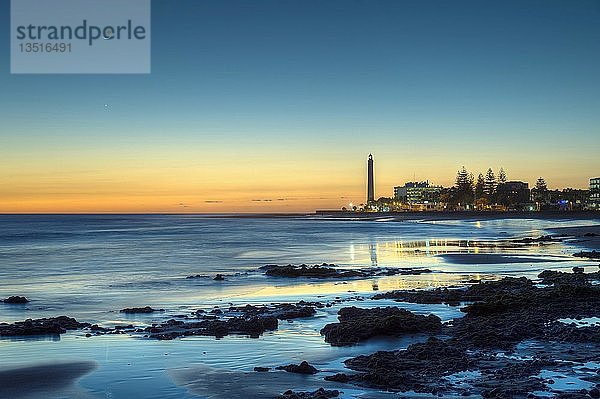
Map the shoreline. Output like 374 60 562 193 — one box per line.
314 209 600 221
1 210 599 220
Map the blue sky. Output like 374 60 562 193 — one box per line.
1 0 599 212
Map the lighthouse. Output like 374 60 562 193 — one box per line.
367 154 374 204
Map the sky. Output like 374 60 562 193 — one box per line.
1 0 599 213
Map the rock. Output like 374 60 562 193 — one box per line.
120 306 163 314
513 235 558 244
573 250 600 259
253 366 270 372
278 388 339 399
276 361 318 374
320 306 442 346
374 277 534 305
538 270 600 285
450 274 600 349
260 264 364 278
373 287 470 305
324 373 351 383
0 316 90 336
213 274 225 281
119 306 165 314
341 337 474 392
186 274 209 279
2 296 29 304
259 264 431 279
228 303 317 320
147 315 278 340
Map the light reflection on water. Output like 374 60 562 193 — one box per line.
0 215 597 398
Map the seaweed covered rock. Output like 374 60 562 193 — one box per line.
2 296 29 304
320 306 441 346
450 275 600 349
120 306 164 314
147 315 278 340
278 388 339 399
374 277 533 305
227 303 317 320
0 316 90 336
260 264 364 278
260 264 431 279
337 337 475 392
276 361 319 374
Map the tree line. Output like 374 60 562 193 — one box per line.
445 166 516 208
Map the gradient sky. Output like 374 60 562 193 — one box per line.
1 0 599 213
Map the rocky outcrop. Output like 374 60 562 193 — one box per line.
146 315 278 340
373 276 534 305
0 316 90 336
2 296 29 304
260 263 431 279
120 306 164 314
573 250 600 259
320 306 441 346
227 303 318 320
278 388 339 399
327 337 474 393
276 361 318 374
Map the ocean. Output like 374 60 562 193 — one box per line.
0 214 597 399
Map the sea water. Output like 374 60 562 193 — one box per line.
0 215 597 398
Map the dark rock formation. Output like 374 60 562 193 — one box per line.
338 337 475 392
260 264 364 278
146 315 278 340
253 366 270 372
538 269 600 285
186 274 209 279
450 274 600 349
338 271 600 396
259 263 431 279
320 306 441 346
513 235 559 244
374 277 534 305
213 274 225 281
2 296 29 304
120 306 164 314
278 388 339 399
373 286 471 305
573 250 600 259
227 303 317 320
0 316 90 336
276 361 318 374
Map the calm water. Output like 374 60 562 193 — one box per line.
0 215 597 399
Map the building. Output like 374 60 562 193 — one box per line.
496 181 531 209
590 177 600 209
394 181 442 205
367 154 374 203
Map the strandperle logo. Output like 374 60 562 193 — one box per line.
11 0 151 74
15 19 147 46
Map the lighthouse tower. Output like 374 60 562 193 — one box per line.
367 154 374 204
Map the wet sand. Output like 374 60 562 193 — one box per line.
0 361 96 399
549 224 600 250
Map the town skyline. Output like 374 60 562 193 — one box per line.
1 151 596 213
